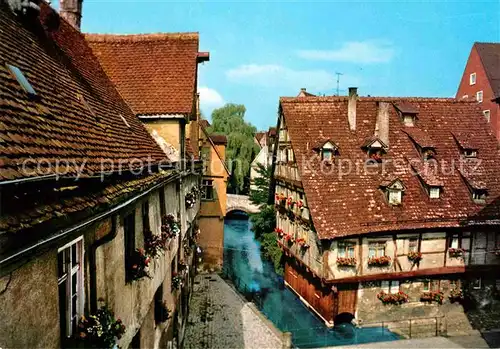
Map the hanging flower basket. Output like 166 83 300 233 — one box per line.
77 299 126 348
449 288 464 303
144 230 168 259
296 238 310 249
337 257 357 267
420 291 444 304
448 248 465 258
367 255 391 267
377 291 408 305
407 251 423 263
128 249 151 280
161 214 180 239
172 272 183 290
154 300 171 323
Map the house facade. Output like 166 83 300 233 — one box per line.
0 1 202 348
250 127 277 190
271 88 500 330
457 42 500 141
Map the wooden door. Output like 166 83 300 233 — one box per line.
336 283 358 316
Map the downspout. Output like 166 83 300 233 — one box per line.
88 216 118 313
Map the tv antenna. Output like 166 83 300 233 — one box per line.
335 72 343 96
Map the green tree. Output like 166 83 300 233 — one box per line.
207 104 260 194
249 163 283 275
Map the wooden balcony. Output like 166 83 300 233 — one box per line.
274 163 301 184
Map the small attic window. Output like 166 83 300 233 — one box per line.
363 137 387 164
119 114 131 128
472 190 487 203
322 148 333 161
7 64 37 96
429 186 441 199
315 140 339 162
403 114 415 127
422 148 437 161
464 149 477 158
383 179 405 206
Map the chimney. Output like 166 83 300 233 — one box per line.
59 0 83 29
348 87 357 131
376 102 390 147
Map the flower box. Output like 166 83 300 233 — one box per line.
161 214 180 239
296 200 304 210
448 248 465 258
128 249 151 280
420 291 444 304
407 251 423 263
274 227 284 238
296 238 309 249
337 257 356 267
377 291 408 305
77 299 126 348
287 197 295 207
284 234 295 244
367 255 391 267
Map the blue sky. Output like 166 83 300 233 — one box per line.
65 1 499 130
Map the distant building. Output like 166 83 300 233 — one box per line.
250 127 277 190
457 42 500 140
272 87 500 329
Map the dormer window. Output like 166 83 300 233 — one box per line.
382 179 405 206
395 103 418 127
429 186 441 199
422 148 436 161
362 137 387 164
322 148 333 161
313 140 339 163
403 114 415 127
463 149 477 158
472 189 487 203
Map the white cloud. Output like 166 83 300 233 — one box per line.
226 64 359 92
296 41 395 64
199 87 225 107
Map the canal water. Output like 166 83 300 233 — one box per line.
223 216 401 348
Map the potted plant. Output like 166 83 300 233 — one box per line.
448 247 465 258
377 291 408 305
274 227 284 238
77 299 126 348
128 248 151 280
420 291 444 304
337 257 357 267
407 251 423 263
154 300 171 323
367 255 391 267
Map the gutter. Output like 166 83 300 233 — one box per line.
0 172 180 273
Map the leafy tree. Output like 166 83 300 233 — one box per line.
207 104 260 194
249 164 283 275
249 163 273 207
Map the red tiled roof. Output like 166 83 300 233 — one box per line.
255 132 266 143
475 42 500 99
0 3 168 181
402 128 435 148
395 102 419 114
86 32 200 115
209 134 228 145
279 96 500 239
200 119 211 129
453 132 480 150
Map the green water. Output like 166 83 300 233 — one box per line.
223 217 401 348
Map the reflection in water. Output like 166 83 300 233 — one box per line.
223 217 401 348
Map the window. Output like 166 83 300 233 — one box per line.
368 241 386 258
6 64 37 96
483 110 491 123
403 114 415 127
338 241 355 258
449 234 460 249
287 148 294 162
202 179 214 200
462 94 468 99
429 187 440 199
476 91 483 103
472 190 487 203
159 189 166 217
388 190 402 205
472 278 482 290
382 280 399 293
142 201 150 233
409 238 419 253
423 279 440 292
322 149 333 161
124 213 136 282
470 73 476 85
58 237 84 339
464 149 477 158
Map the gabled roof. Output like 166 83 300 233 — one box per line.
474 42 500 99
86 32 202 115
297 88 316 97
361 136 388 149
279 96 500 239
0 3 168 182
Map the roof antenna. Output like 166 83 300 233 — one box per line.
335 72 343 96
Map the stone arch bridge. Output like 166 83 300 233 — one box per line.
226 194 260 215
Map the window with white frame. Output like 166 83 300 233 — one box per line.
368 241 386 258
483 110 491 123
338 241 355 258
449 233 460 249
429 186 441 199
202 179 214 200
381 280 399 293
470 73 476 85
388 189 402 205
476 91 483 102
58 237 84 339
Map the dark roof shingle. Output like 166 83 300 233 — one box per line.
475 42 500 99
